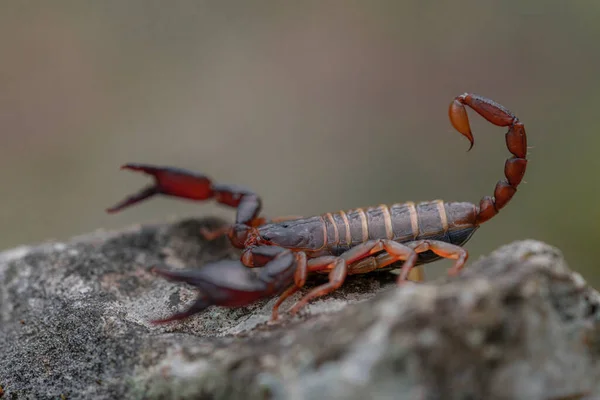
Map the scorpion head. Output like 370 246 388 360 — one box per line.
256 218 319 249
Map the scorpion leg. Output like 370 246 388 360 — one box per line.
271 254 346 321
399 240 468 282
270 252 308 321
228 244 311 321
149 248 298 324
348 253 425 282
106 163 264 228
342 240 467 284
288 239 418 315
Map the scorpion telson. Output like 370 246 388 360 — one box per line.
107 93 527 323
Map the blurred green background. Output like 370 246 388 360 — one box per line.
1 1 599 285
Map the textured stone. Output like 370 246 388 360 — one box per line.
1 217 598 400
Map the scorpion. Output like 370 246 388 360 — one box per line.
106 93 527 324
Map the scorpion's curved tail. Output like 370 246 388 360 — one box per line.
448 93 528 225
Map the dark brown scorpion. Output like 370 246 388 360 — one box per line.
106 93 528 324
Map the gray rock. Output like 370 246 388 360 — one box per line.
0 217 599 400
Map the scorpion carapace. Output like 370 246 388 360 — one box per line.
107 93 527 323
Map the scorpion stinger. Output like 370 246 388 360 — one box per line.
107 92 528 323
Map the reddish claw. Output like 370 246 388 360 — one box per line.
150 249 298 324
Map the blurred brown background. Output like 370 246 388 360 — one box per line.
1 1 598 285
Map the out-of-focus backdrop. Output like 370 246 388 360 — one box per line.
1 1 598 284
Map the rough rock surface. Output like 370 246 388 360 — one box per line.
1 217 599 400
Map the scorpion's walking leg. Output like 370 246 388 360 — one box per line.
270 252 308 321
400 240 468 282
348 240 467 283
270 255 345 320
348 254 425 281
287 239 418 315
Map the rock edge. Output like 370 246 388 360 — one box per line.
1 217 599 400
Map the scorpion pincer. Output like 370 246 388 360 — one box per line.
106 93 528 323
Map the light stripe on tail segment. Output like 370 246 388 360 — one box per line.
380 204 393 240
439 201 479 246
326 209 352 248
389 201 419 241
325 204 397 250
363 204 394 240
389 200 452 242
358 208 369 242
324 213 339 247
436 200 449 232
338 210 352 246
408 202 419 237
330 208 370 246
324 199 456 249
415 200 448 239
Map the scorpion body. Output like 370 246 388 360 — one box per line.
107 93 528 323
265 201 478 261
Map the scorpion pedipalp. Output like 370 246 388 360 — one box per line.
105 164 214 213
105 163 268 247
149 249 298 324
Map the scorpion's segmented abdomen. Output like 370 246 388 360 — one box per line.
322 200 478 255
390 200 477 244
